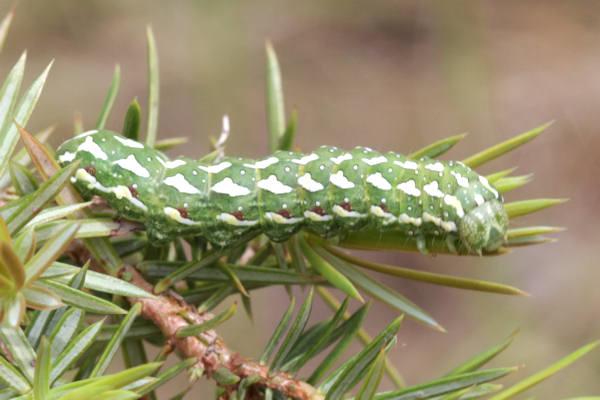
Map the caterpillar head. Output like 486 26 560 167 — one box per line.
458 199 508 254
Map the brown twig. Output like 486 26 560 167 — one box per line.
124 265 324 400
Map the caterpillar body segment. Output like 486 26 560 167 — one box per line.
56 130 508 254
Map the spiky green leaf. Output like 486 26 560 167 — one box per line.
95 64 120 130
90 303 142 377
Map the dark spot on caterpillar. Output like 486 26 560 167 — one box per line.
128 185 139 198
84 166 96 176
339 202 352 211
277 209 291 219
176 207 189 218
231 211 245 220
311 206 325 216
380 203 389 212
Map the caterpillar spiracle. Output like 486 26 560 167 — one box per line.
56 130 508 255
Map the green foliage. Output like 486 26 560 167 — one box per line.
0 9 594 400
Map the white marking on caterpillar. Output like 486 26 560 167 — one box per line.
78 136 107 160
257 175 293 194
113 185 132 199
423 211 442 226
394 160 418 170
113 155 150 178
216 213 259 227
330 171 355 189
441 220 457 232
425 162 444 172
114 135 145 149
443 194 465 218
74 129 98 138
304 210 333 221
112 185 148 211
332 205 365 218
211 177 251 197
451 170 469 187
244 156 279 169
474 194 485 206
75 168 99 189
330 153 352 164
265 212 304 224
164 173 201 194
75 168 148 211
198 161 232 173
366 172 392 190
58 151 76 163
423 181 444 198
298 173 324 192
164 206 200 225
399 213 422 226
292 153 318 165
397 179 421 197
370 205 396 224
157 158 187 169
479 176 499 197
362 155 387 166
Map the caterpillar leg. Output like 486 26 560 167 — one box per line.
445 235 458 254
416 235 429 256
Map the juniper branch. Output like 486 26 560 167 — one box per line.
124 264 324 400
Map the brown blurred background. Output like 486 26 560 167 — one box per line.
3 0 600 397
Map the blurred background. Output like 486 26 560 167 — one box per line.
2 0 599 397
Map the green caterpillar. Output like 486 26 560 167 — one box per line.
56 130 508 254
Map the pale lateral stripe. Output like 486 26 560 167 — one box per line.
329 171 355 189
244 156 279 169
394 160 418 170
75 168 102 190
217 213 259 227
114 135 144 148
397 179 420 197
113 154 150 178
77 136 107 160
292 153 318 165
370 205 396 224
265 212 304 225
424 162 444 172
74 169 148 211
198 161 232 173
112 185 148 211
332 205 365 218
362 155 387 166
423 211 443 227
211 177 251 197
330 153 352 164
423 181 444 198
441 220 457 232
257 175 293 194
366 172 392 190
164 173 201 194
164 206 200 225
304 210 333 221
298 173 324 192
399 213 422 226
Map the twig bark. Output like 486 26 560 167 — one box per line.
124 265 324 400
